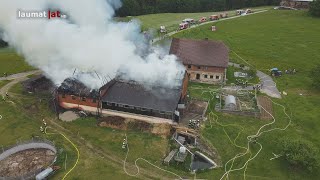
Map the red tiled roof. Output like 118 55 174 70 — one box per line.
169 38 229 68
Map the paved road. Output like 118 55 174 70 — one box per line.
152 9 269 44
0 70 41 97
257 70 281 99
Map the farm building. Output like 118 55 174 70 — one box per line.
100 70 188 122
56 78 100 113
170 38 229 84
280 0 313 9
56 70 189 123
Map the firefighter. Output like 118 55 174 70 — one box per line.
40 126 44 133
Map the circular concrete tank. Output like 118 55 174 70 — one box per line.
0 140 57 180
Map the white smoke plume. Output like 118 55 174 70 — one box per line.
0 0 185 89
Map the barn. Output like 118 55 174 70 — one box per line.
170 38 229 84
100 71 189 122
56 70 189 123
56 78 100 113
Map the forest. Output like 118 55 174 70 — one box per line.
116 0 280 16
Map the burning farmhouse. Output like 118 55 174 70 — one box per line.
56 71 189 124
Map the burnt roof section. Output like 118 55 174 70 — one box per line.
57 78 99 98
101 79 183 112
169 38 229 68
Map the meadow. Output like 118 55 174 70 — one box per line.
0 48 34 76
174 9 320 179
119 6 270 34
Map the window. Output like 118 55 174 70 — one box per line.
197 66 201 69
216 75 220 80
62 94 66 98
141 108 147 111
159 111 165 114
81 97 86 102
204 66 208 70
71 95 76 100
210 75 213 79
204 75 208 78
124 105 129 108
187 65 191 69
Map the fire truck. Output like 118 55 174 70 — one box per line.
179 22 189 30
236 9 245 15
210 15 219 21
220 13 228 18
245 9 252 14
199 17 207 23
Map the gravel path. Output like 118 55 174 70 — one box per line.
0 70 41 97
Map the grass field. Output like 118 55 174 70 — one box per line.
121 6 271 34
174 9 320 179
0 80 10 89
0 48 34 76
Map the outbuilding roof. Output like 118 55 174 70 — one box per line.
169 38 229 68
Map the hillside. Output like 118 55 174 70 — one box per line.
173 9 320 179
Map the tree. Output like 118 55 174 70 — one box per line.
310 0 320 17
310 64 320 90
116 0 141 16
279 138 319 172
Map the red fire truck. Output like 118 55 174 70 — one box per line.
179 22 189 30
199 17 207 23
210 15 219 21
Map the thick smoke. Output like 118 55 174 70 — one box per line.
0 0 185 89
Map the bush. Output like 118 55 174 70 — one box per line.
279 138 319 172
310 0 320 17
310 64 320 90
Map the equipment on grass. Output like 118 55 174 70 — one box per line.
270 68 282 77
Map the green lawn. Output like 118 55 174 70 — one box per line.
226 66 259 85
0 48 35 76
174 9 320 179
123 6 271 34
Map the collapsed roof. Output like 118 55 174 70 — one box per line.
169 38 229 68
57 78 99 98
